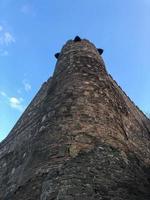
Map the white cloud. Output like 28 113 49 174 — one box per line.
23 80 31 92
0 90 25 112
10 97 20 105
9 97 24 112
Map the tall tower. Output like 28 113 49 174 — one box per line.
0 37 150 199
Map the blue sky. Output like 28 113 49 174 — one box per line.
0 0 150 141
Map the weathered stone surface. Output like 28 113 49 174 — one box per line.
0 38 150 199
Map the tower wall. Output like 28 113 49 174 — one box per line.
0 38 150 200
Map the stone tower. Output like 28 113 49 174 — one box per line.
0 37 150 199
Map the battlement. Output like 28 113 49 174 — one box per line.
54 37 106 76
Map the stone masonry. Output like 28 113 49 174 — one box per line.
0 37 150 199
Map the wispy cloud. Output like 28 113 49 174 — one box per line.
21 4 30 14
21 4 36 16
0 91 7 97
0 49 8 56
0 28 15 46
3 32 15 45
0 24 15 56
23 80 31 92
0 25 3 32
9 97 24 112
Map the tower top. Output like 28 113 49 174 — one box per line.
54 36 105 76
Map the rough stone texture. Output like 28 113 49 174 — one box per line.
0 38 150 199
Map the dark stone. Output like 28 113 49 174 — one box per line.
97 48 104 55
74 36 81 42
55 53 60 59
